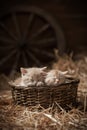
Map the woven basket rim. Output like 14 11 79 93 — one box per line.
9 77 80 90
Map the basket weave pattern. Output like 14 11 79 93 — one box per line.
11 78 79 108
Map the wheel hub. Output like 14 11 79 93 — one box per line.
18 40 27 50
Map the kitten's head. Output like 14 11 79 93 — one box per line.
20 67 47 82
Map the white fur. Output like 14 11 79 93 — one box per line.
20 67 47 87
45 70 59 86
45 70 68 86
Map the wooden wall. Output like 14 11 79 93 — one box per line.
0 0 87 54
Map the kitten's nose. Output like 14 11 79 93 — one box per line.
56 79 59 82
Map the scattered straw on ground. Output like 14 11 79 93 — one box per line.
0 97 87 130
0 52 87 130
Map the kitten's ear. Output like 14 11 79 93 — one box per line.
40 66 47 71
20 67 27 75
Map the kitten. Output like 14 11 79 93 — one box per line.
45 69 68 86
20 67 47 87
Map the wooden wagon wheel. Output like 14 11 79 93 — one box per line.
0 6 65 75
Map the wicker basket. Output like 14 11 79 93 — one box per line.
10 77 80 108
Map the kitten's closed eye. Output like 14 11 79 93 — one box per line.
24 77 32 81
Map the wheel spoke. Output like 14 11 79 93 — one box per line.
12 13 21 38
9 51 20 76
26 49 41 66
0 37 16 45
0 49 17 66
22 51 29 67
23 13 34 39
31 48 55 58
30 24 50 39
0 22 17 41
12 51 20 70
0 46 15 51
30 37 56 47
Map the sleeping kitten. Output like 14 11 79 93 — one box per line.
45 69 68 86
20 67 47 87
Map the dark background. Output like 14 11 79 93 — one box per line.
0 0 87 54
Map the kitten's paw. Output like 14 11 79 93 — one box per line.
45 78 59 86
45 78 53 86
37 82 44 87
27 81 36 87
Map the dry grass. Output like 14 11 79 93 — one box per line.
52 50 87 111
0 51 87 130
0 99 87 130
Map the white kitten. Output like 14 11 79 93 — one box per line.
45 69 68 86
20 67 47 87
